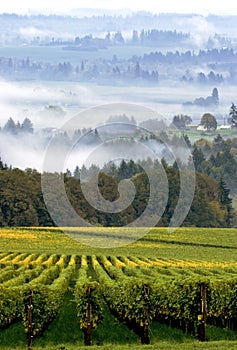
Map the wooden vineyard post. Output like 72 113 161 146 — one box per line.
84 286 92 346
197 283 207 342
142 284 150 345
27 290 33 348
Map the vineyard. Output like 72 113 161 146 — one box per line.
0 241 237 349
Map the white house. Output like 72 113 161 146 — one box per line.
197 125 207 131
217 125 232 130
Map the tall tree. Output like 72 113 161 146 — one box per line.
183 134 192 148
73 166 80 179
218 178 233 227
132 30 139 44
213 134 224 152
3 117 17 134
229 102 237 127
192 145 205 172
212 87 219 105
21 118 33 133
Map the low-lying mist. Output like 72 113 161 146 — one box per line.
0 123 191 173
0 78 235 172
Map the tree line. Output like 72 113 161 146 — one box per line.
0 156 233 228
0 117 33 134
1 47 236 85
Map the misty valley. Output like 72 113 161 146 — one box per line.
1 11 237 224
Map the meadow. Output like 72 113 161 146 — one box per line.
1 226 236 260
0 226 237 350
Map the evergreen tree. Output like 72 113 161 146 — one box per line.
21 118 33 133
73 166 80 179
0 157 4 170
66 169 72 177
229 102 237 127
183 134 192 148
213 134 224 152
105 162 117 178
218 178 233 227
0 157 7 170
132 30 139 44
117 160 129 179
192 145 205 171
3 117 17 134
212 87 219 105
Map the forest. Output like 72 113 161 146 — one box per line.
0 152 233 228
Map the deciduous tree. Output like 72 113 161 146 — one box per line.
200 113 217 131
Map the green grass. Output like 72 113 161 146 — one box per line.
1 317 237 350
92 303 139 346
0 227 236 261
1 338 237 350
0 322 26 349
32 290 139 348
33 291 84 347
165 125 237 144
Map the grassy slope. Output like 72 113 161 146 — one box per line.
0 227 236 261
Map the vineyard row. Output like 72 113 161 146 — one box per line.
0 254 236 346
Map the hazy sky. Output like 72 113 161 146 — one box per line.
0 0 236 16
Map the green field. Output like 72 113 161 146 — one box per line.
1 226 237 260
0 227 237 350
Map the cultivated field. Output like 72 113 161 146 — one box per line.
0 227 237 350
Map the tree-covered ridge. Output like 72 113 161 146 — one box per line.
0 47 236 84
0 158 232 228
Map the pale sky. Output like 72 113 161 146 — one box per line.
0 0 236 16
